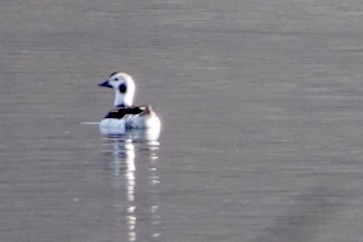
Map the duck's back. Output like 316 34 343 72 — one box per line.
104 106 145 119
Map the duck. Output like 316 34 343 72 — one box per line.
98 72 161 135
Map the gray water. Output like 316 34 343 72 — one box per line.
1 1 363 241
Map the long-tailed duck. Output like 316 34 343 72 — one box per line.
98 72 161 135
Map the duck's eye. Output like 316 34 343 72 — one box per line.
114 78 119 81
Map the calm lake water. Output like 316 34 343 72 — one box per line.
1 1 363 241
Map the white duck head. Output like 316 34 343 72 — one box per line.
98 72 136 107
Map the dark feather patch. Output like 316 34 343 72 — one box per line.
104 106 145 119
109 72 119 78
119 83 127 93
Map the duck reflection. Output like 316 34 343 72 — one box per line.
101 129 161 241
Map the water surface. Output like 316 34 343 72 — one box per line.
1 1 363 241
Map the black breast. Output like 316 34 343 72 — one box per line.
104 106 145 119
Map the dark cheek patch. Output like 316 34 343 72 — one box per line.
119 83 127 93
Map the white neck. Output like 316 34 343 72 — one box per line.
114 90 134 107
